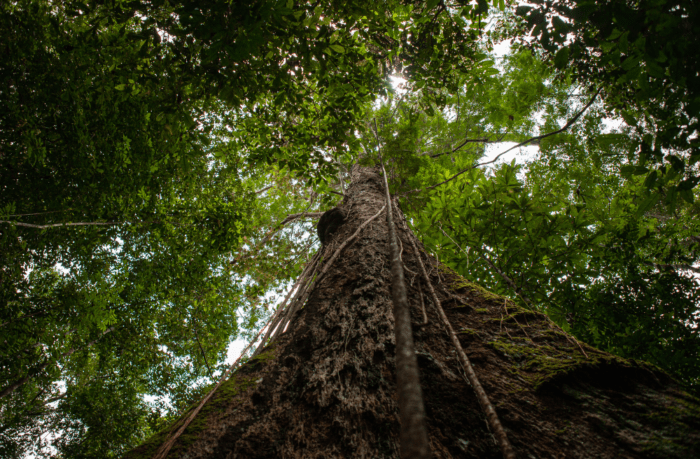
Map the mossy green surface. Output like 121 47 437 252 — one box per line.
439 264 506 303
639 392 700 456
488 335 627 389
453 279 504 303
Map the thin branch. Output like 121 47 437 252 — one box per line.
2 210 72 218
194 329 214 379
404 88 602 195
232 212 324 265
643 261 700 275
422 137 490 158
0 221 123 229
255 185 274 194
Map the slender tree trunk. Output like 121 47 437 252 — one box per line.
125 166 700 459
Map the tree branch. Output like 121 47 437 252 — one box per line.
643 261 700 275
404 88 602 195
0 221 123 229
255 185 274 194
232 212 324 265
194 329 214 379
422 137 491 159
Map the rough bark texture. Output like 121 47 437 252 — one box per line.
124 166 700 459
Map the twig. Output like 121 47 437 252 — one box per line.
2 209 72 218
0 220 122 229
232 212 324 265
422 137 491 158
406 235 516 459
194 329 214 379
255 185 274 194
403 88 602 196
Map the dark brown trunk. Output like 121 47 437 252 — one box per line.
125 166 700 459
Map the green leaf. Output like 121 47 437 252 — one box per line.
620 165 635 178
554 47 569 69
679 189 695 204
329 44 345 54
636 193 660 216
620 165 647 178
552 16 569 32
666 155 685 173
678 177 699 191
665 186 678 210
515 5 533 17
643 170 658 188
620 111 638 127
114 84 126 91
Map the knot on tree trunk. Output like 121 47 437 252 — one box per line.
317 207 347 245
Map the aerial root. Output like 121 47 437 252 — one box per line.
406 232 517 459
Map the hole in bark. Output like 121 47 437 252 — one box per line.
251 391 265 406
317 207 347 245
373 349 385 365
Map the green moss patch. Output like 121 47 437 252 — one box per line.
488 333 657 391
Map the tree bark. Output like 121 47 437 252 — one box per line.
124 166 700 459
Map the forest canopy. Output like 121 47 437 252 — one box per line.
1 0 698 457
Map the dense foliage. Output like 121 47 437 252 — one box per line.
1 0 698 457
366 43 699 394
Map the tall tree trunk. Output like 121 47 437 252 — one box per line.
125 166 699 459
